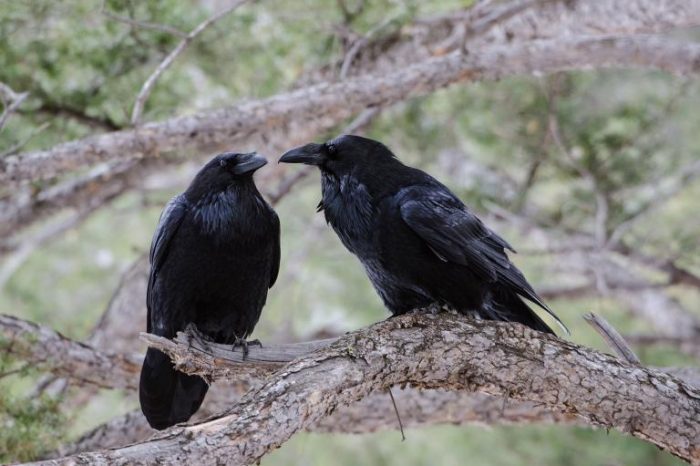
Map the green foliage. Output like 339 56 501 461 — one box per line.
0 392 65 463
0 352 65 462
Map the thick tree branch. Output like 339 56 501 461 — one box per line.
0 314 142 390
6 311 699 460
54 389 577 458
0 158 152 242
328 0 700 80
3 36 699 190
34 313 700 465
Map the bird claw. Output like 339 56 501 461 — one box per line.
232 337 262 360
184 323 213 353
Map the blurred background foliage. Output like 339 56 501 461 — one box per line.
0 0 698 464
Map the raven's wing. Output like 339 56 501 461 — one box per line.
398 185 567 331
146 195 188 334
269 211 281 288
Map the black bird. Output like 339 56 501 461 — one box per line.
139 151 280 430
280 135 566 334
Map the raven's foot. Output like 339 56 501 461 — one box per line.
232 337 262 360
184 323 213 353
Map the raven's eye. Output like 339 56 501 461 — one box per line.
326 143 337 158
219 159 227 167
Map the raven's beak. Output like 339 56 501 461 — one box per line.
279 143 324 165
233 152 268 175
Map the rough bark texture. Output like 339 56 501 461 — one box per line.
2 36 699 192
32 312 700 465
0 314 141 391
54 389 578 458
309 0 700 81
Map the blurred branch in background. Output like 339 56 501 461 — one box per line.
0 82 28 133
130 0 251 125
101 5 187 38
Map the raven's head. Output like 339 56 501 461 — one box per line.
187 151 267 199
278 134 398 177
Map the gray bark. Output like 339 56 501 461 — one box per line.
31 312 700 465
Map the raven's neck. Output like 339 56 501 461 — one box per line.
320 172 374 254
191 183 269 236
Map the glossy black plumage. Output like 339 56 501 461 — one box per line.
139 152 280 430
280 135 566 334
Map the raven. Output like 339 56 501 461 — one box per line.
139 151 280 430
280 135 566 334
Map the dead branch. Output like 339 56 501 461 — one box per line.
327 0 700 80
3 0 700 240
0 314 141 390
130 0 250 125
4 35 699 190
0 158 145 241
0 208 94 289
101 6 187 38
0 82 29 133
0 122 50 158
35 312 700 465
54 389 578 458
584 313 641 365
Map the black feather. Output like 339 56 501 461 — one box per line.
282 134 567 335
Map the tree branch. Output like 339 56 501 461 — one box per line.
0 81 29 133
0 314 142 390
53 389 577 458
130 0 249 125
34 313 700 465
4 35 699 190
101 7 187 38
0 158 146 241
584 313 641 365
334 0 700 79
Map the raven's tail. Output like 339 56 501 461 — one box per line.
482 290 555 335
139 348 209 430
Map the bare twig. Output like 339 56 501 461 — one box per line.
387 388 406 441
0 82 29 132
102 6 187 38
584 313 641 364
0 122 50 158
544 79 610 247
339 14 403 79
0 208 95 289
130 0 249 125
608 159 700 246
